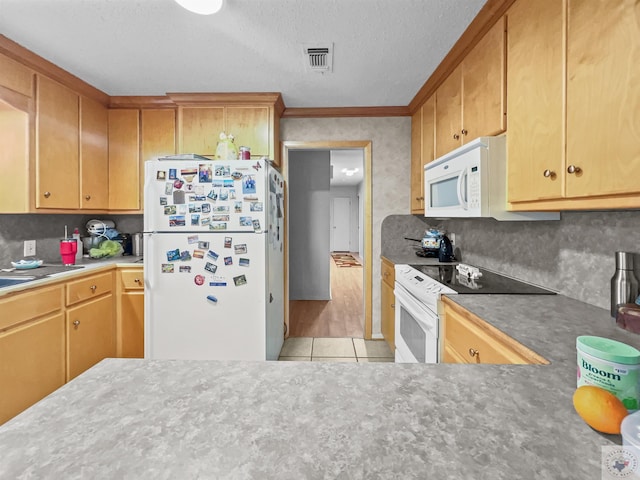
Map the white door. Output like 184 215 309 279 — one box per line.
332 197 351 251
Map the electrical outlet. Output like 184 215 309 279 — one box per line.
23 240 36 257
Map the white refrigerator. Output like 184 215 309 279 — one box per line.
143 156 285 361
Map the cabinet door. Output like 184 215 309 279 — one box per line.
141 109 176 209
435 65 462 158
0 53 33 98
141 109 176 161
66 295 115 381
0 313 65 425
180 107 224 156
225 107 270 157
566 0 640 198
462 17 506 142
506 0 564 203
0 101 29 213
36 75 79 209
108 109 140 210
80 97 109 209
120 291 144 358
380 279 395 352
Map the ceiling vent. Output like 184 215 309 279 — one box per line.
303 44 333 73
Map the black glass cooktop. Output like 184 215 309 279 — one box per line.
408 264 556 295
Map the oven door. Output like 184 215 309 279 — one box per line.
393 282 439 363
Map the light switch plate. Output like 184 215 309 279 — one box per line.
23 240 36 257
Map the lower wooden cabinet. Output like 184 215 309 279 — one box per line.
117 268 144 358
0 313 65 425
66 294 115 381
380 258 396 352
441 296 547 365
0 266 141 425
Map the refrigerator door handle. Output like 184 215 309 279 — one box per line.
269 293 273 303
144 233 153 290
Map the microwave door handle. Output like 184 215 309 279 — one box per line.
457 169 468 210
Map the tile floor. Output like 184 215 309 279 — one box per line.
278 337 394 362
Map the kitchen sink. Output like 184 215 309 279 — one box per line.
0 276 36 288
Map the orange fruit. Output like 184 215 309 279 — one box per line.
573 385 628 434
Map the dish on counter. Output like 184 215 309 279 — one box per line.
11 259 44 269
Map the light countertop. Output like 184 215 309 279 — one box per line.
0 255 143 296
0 292 636 479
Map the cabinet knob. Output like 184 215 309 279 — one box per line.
85 195 91 200
73 320 80 327
415 196 424 201
391 303 395 308
453 133 460 140
90 285 97 292
383 272 389 277
43 191 51 198
468 348 479 358
543 169 556 179
567 165 581 174
461 129 468 136
134 278 141 283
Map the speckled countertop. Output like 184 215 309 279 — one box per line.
0 291 637 478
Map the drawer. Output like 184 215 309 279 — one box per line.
0 285 63 331
66 271 113 306
120 269 144 290
443 299 547 365
381 258 395 287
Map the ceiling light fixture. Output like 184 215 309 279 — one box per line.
341 168 359 177
175 0 224 15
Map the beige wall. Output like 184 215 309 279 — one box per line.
281 117 411 337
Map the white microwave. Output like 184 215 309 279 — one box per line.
423 136 559 221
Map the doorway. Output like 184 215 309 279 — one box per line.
282 141 372 339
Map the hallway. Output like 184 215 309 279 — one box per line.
288 254 364 338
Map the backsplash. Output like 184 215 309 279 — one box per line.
0 214 143 266
382 211 640 311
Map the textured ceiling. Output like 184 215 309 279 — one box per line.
0 0 487 108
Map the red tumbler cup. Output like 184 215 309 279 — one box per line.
60 238 78 265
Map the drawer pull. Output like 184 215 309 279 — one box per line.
468 348 479 358
134 278 141 283
73 320 80 327
85 195 91 200
90 285 97 292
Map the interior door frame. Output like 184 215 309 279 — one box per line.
281 140 373 339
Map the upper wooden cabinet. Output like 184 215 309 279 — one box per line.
565 0 640 200
141 109 176 162
435 17 506 158
410 96 435 213
506 0 564 204
80 96 109 210
108 109 140 211
36 75 80 209
179 107 225 155
179 106 271 158
507 0 640 210
171 93 283 165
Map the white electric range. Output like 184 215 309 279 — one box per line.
393 263 555 363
